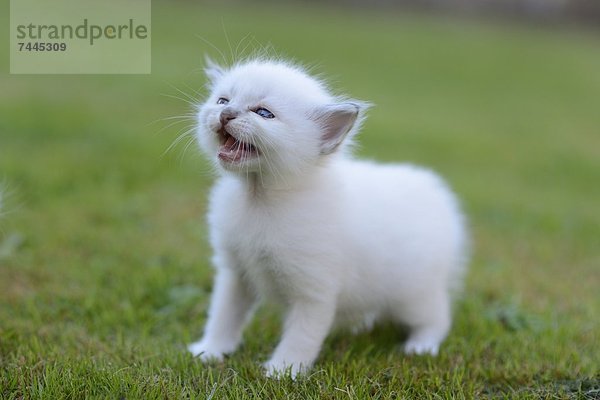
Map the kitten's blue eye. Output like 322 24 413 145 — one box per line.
217 98 229 105
255 107 275 119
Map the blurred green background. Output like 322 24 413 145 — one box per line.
1 1 599 398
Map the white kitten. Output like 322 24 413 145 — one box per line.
188 58 469 377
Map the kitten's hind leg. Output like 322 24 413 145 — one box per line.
394 289 451 356
350 311 378 335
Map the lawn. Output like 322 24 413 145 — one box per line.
1 1 599 398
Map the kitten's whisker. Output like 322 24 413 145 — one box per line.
195 35 228 66
146 114 195 131
155 117 195 136
159 82 202 160
162 125 196 158
168 84 201 105
182 83 204 100
255 135 287 187
251 136 264 187
236 134 249 181
161 93 198 108
180 135 198 164
221 19 235 65
252 40 277 62
234 33 253 62
157 114 196 122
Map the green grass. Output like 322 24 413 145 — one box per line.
1 2 599 398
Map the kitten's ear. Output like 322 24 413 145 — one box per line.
204 55 224 86
313 102 362 155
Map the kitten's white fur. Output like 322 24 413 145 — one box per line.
188 58 468 377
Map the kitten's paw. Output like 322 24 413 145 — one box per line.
187 340 230 362
351 312 378 335
263 360 306 379
403 339 440 356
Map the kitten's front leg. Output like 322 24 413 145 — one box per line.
188 266 255 361
264 298 336 378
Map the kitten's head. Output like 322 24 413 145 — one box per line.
196 58 367 180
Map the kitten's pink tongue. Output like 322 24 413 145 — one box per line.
223 135 236 150
219 133 258 162
219 135 244 162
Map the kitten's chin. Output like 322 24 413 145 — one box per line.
218 147 260 165
217 155 261 174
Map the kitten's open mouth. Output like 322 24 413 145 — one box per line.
217 128 259 163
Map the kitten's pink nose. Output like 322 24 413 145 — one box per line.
220 107 239 127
